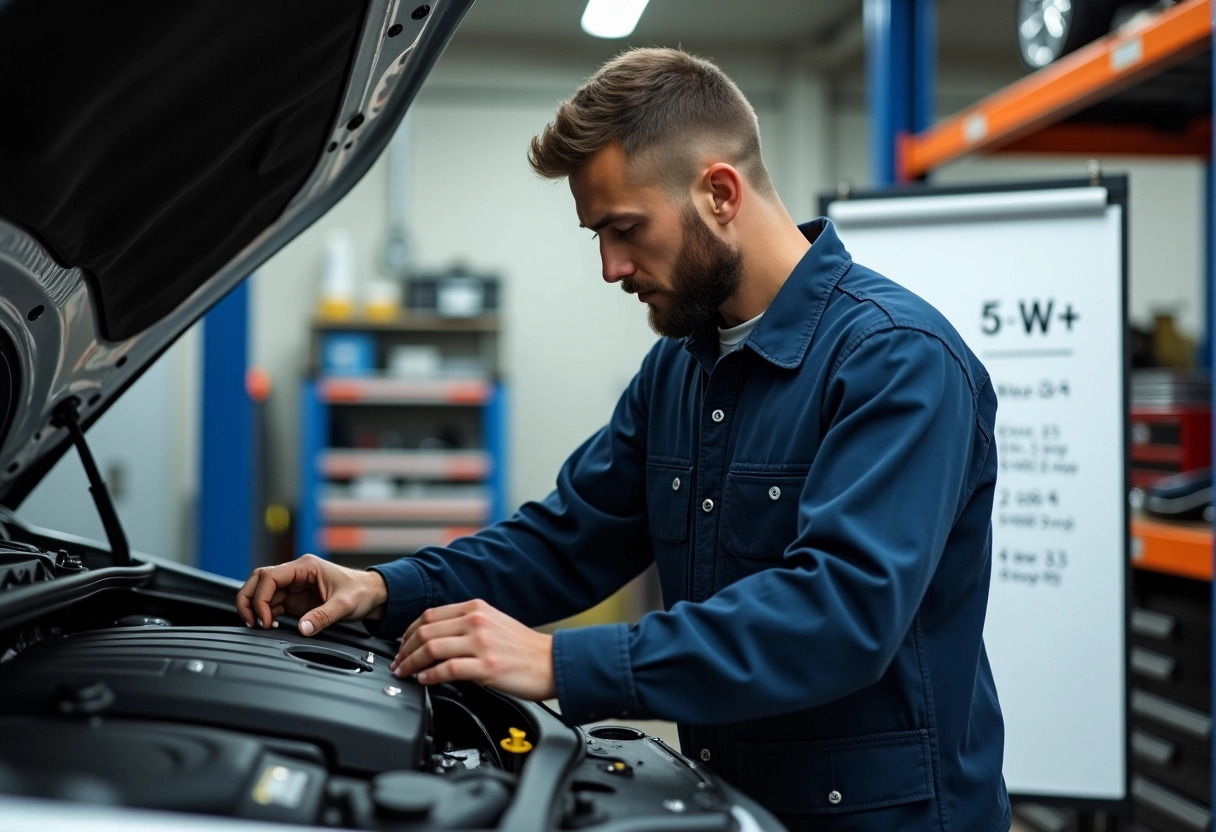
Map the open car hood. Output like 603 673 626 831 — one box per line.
0 0 473 508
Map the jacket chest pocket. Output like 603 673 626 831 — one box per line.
723 471 807 560
646 461 692 606
646 461 692 543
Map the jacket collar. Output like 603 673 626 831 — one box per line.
684 218 853 371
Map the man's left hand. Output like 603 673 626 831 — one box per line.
390 599 556 701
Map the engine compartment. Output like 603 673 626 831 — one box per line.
0 614 535 829
0 529 759 832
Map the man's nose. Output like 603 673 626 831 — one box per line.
601 243 634 284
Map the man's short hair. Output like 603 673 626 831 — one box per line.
528 47 774 196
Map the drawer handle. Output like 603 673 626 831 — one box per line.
1131 690 1212 740
1014 803 1071 832
1132 775 1211 830
1131 608 1176 640
1131 647 1176 681
1132 729 1176 766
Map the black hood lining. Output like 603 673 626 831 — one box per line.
0 0 367 341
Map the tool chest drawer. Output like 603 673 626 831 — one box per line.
1130 568 1212 832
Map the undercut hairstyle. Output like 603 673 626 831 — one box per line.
528 47 775 197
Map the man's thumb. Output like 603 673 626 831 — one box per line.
299 603 339 637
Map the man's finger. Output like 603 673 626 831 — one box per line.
393 635 475 678
391 618 469 671
401 600 483 644
251 564 298 628
235 571 265 626
416 657 478 686
299 595 353 637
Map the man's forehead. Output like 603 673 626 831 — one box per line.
569 144 667 226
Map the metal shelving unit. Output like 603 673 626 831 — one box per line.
296 313 507 564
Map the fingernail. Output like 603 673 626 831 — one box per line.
244 622 251 628
301 620 315 636
271 621 280 629
418 671 429 684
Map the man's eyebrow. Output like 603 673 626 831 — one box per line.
579 212 644 233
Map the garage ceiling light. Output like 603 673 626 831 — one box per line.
581 0 651 39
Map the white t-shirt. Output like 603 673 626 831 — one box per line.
718 313 763 357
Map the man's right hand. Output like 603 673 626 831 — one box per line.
235 554 389 636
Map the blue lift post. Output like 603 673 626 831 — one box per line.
199 280 254 580
864 0 934 186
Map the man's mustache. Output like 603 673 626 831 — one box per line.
622 279 659 295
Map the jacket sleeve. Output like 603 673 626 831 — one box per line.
552 327 993 725
366 350 658 637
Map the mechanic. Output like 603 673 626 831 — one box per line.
238 47 1010 832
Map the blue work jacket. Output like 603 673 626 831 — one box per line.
371 219 1010 832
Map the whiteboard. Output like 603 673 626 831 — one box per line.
827 180 1127 803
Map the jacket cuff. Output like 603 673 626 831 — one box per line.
552 623 640 725
365 559 432 638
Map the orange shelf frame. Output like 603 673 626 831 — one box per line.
1132 516 1213 582
899 0 1212 180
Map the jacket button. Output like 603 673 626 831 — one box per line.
768 486 781 500
828 790 842 805
711 409 724 423
672 477 681 491
699 748 712 762
701 499 714 513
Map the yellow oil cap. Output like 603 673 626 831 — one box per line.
500 727 533 755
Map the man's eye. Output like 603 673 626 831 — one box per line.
616 226 636 239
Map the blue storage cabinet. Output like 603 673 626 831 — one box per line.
297 314 507 565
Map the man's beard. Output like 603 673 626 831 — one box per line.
622 205 742 339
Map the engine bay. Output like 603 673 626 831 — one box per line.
0 529 756 832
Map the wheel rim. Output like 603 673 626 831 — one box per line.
1018 0 1074 68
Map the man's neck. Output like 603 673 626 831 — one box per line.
718 205 812 327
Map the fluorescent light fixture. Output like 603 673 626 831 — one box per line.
581 0 651 39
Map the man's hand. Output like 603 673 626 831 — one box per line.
390 600 556 701
236 554 388 636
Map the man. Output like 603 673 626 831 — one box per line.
238 48 1010 831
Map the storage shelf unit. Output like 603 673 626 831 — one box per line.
313 313 499 333
1135 518 1214 583
318 377 494 405
899 0 1213 181
319 449 491 480
871 1 1215 827
297 313 506 562
320 525 480 556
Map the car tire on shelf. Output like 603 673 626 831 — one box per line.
1017 0 1119 69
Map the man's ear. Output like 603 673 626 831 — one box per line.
701 163 743 226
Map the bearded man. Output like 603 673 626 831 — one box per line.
238 47 1010 832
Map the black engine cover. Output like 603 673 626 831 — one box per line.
0 626 428 773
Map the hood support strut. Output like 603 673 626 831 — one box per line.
51 399 130 567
